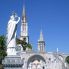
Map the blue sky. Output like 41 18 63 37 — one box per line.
0 0 69 53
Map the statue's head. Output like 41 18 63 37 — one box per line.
10 15 15 20
10 12 18 21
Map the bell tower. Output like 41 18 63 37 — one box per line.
38 30 45 52
20 5 29 43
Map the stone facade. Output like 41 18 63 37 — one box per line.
2 51 69 69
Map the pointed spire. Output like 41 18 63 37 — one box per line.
22 5 26 17
22 3 26 23
38 30 44 41
20 2 29 43
38 30 45 52
22 0 25 16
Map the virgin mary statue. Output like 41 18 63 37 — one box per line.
7 13 20 55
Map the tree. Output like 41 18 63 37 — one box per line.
0 35 7 64
16 38 32 51
65 56 69 64
27 43 32 49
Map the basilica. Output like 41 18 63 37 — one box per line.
2 5 69 69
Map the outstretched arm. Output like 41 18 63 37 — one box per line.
16 17 20 24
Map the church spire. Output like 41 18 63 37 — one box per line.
22 5 26 23
38 30 44 41
38 30 45 53
20 4 29 43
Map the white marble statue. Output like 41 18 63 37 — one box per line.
7 13 20 55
